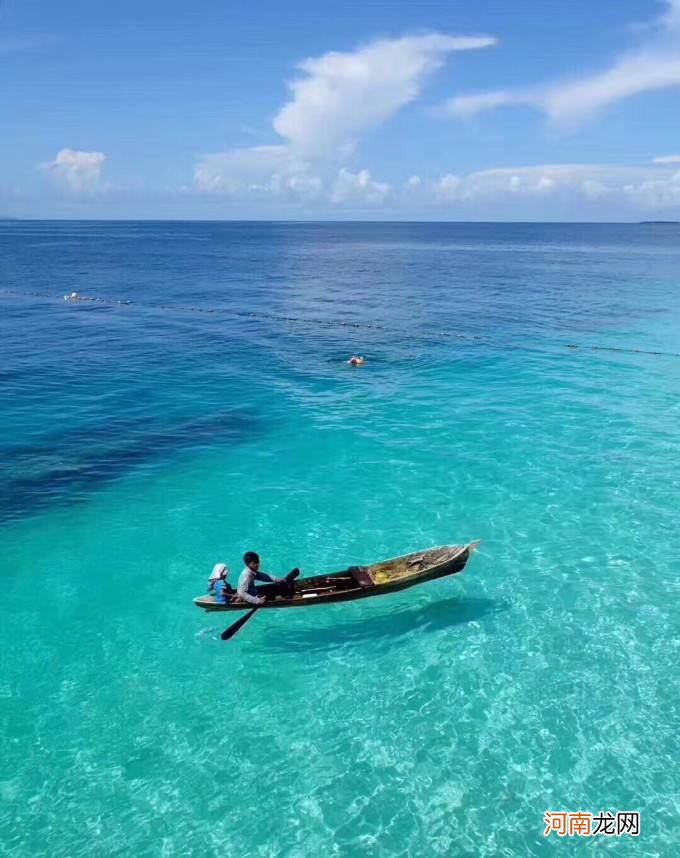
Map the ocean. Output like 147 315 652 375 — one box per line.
1 221 678 856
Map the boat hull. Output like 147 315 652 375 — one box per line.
193 542 480 612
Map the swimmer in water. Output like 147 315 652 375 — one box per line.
347 355 365 366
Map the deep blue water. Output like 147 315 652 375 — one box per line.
1 221 679 856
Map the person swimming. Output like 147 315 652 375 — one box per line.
347 355 365 366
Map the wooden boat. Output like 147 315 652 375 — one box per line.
193 541 480 612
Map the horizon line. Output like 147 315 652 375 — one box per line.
2 217 677 225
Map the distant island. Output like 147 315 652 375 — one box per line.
639 220 679 224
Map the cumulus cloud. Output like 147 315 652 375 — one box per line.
400 162 680 211
188 26 680 216
447 90 516 119
273 33 495 161
193 146 318 197
194 32 495 201
445 0 680 125
193 153 680 215
330 168 391 204
41 148 106 193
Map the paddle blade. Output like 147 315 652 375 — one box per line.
221 607 258 641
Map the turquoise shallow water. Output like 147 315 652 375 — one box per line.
0 222 679 856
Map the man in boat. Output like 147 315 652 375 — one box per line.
237 552 299 605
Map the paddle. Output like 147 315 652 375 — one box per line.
221 607 258 641
219 568 300 640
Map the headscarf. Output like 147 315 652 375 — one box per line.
209 563 229 587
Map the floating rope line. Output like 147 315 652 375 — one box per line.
3 287 680 360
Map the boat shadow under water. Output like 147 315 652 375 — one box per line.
261 596 508 653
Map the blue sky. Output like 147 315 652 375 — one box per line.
3 0 680 219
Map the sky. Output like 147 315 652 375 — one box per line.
3 0 680 220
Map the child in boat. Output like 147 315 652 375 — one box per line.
347 355 365 366
237 552 300 605
209 563 236 604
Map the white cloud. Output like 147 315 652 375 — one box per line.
193 32 495 200
400 162 680 211
187 26 680 217
273 33 495 161
448 90 515 119
193 146 319 197
41 148 106 192
194 152 680 215
653 153 680 163
445 0 680 125
630 168 680 206
435 173 463 200
662 0 680 30
330 168 391 204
